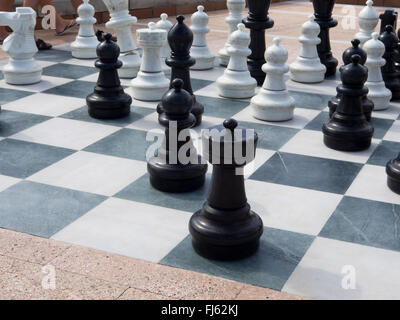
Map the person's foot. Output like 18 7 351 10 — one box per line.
36 39 52 51
55 19 77 36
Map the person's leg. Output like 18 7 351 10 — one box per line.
0 0 15 41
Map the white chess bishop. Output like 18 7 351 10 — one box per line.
289 15 326 83
131 22 169 101
71 0 99 59
355 0 379 47
250 37 295 122
155 13 173 77
216 23 256 99
102 0 141 78
0 7 42 85
190 6 215 70
218 0 245 67
364 32 392 110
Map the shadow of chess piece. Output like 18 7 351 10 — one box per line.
157 15 204 127
242 0 274 86
189 118 263 260
379 25 400 101
86 33 132 119
328 39 373 121
148 78 207 193
323 55 374 151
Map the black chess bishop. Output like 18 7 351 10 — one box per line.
86 33 132 119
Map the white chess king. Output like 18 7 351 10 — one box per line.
289 15 326 83
355 0 379 47
71 0 99 59
250 37 295 122
0 7 42 85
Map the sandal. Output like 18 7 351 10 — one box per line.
96 30 117 42
36 39 52 50
56 20 77 36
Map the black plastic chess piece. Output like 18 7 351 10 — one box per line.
242 0 274 86
328 39 374 121
148 78 207 193
157 15 204 127
86 33 131 119
323 55 374 151
189 118 263 261
386 154 400 194
312 0 338 77
379 25 400 101
379 10 398 34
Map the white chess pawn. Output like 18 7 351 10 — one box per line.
218 0 245 67
102 0 141 78
289 15 326 83
155 13 173 77
71 0 99 59
216 23 256 99
131 22 169 101
250 37 295 122
355 0 379 48
364 32 392 110
190 5 215 70
0 7 42 84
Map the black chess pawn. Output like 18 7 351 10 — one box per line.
379 10 398 34
242 0 274 86
328 39 374 121
148 78 207 193
189 118 263 261
379 25 400 101
323 55 374 151
157 15 204 127
312 0 338 77
86 33 131 119
386 153 400 194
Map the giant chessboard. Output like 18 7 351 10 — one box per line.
1 47 400 299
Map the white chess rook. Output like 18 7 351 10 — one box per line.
217 23 256 99
365 32 392 110
131 22 169 101
156 13 173 77
218 0 245 67
190 6 215 70
0 7 42 85
103 0 141 78
355 0 379 48
289 15 326 83
250 37 295 122
71 0 99 59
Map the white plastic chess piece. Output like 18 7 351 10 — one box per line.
0 7 42 84
71 0 99 59
364 32 392 110
131 22 169 101
216 23 256 99
155 13 173 77
250 37 295 121
355 0 379 48
102 0 141 78
289 15 326 83
218 0 245 67
190 6 215 70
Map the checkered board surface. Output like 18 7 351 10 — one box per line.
1 47 400 300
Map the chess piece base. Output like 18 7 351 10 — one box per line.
386 158 400 194
190 46 215 70
87 91 131 119
71 36 99 59
3 58 42 85
189 203 263 261
289 57 326 83
217 69 257 99
251 89 295 122
383 73 400 101
148 156 207 193
131 71 169 101
118 52 141 79
367 81 392 110
322 123 374 151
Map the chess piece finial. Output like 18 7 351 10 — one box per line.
251 36 295 121
87 33 132 119
217 23 257 99
156 13 173 76
190 5 215 70
323 54 374 151
355 0 379 47
290 14 326 83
